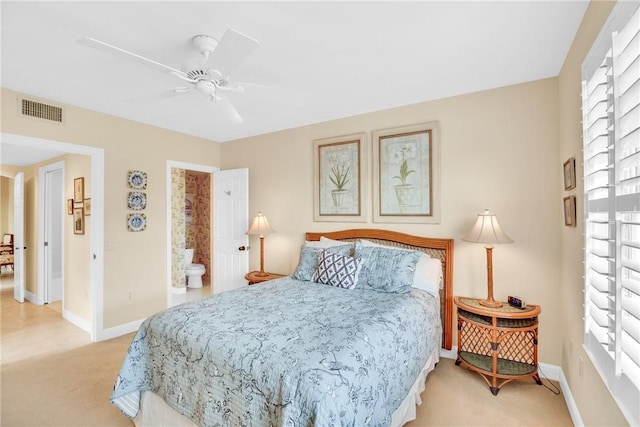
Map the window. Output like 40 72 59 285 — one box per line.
581 2 639 426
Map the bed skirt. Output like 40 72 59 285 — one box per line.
133 348 439 427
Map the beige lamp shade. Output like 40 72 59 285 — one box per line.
462 209 513 244
246 212 274 236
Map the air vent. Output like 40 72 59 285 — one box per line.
19 98 64 123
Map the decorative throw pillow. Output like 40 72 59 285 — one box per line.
359 239 442 295
354 241 421 293
292 243 353 281
312 250 363 289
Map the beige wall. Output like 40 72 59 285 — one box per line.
222 77 563 365
557 1 628 425
64 154 92 321
1 87 222 328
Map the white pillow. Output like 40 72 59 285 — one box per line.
359 239 442 296
304 237 351 248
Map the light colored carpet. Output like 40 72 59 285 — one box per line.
1 287 572 426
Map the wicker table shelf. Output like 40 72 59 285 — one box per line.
455 296 542 395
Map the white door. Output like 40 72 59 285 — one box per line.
213 168 249 293
13 172 25 303
42 166 63 303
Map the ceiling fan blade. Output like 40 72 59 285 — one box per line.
79 36 187 78
207 29 259 76
174 86 193 93
213 96 243 124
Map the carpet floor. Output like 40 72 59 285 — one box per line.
0 286 573 426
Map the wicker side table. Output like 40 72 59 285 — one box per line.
244 271 286 285
454 296 542 395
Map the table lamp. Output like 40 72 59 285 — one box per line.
462 209 513 308
246 212 274 277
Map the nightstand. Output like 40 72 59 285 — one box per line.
454 296 542 395
244 271 286 285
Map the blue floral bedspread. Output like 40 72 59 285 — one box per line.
111 277 441 426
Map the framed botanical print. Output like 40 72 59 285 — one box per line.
372 122 440 223
313 132 367 222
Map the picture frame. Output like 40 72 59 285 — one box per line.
313 132 367 222
564 196 576 227
84 198 91 216
67 199 74 215
563 157 576 191
74 177 84 202
372 121 440 223
73 207 85 235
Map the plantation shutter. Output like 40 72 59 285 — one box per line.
582 3 639 425
612 5 640 389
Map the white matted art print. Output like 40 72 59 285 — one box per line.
313 132 367 222
373 122 440 223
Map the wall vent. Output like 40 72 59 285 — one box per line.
19 97 64 123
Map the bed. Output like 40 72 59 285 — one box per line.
112 229 453 426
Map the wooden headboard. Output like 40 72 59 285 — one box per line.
306 229 454 350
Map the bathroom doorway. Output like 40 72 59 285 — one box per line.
166 161 249 308
168 163 213 307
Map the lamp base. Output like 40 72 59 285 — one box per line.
479 299 503 308
253 271 269 277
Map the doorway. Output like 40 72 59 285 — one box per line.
166 161 216 307
1 132 104 341
165 161 249 308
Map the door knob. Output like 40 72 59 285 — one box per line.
238 245 249 251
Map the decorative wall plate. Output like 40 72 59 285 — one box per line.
127 213 147 232
128 170 148 190
128 191 147 210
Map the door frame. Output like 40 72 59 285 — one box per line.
1 132 104 342
37 161 65 305
166 160 218 308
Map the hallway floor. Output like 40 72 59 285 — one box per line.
0 280 89 366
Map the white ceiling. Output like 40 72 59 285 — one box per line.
2 1 588 152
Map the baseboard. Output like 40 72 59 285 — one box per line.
97 318 144 341
25 289 38 304
439 346 457 360
559 368 584 426
63 308 91 333
441 346 581 425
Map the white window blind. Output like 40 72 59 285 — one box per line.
582 3 639 426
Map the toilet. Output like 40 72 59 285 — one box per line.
184 248 205 288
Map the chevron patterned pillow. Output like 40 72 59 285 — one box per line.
312 249 363 289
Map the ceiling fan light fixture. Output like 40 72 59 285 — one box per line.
191 35 218 56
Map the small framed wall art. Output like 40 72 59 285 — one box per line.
563 157 576 191
564 196 577 227
67 199 74 215
84 198 91 216
73 207 85 235
74 177 84 202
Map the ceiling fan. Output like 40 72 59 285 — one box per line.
80 29 259 123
